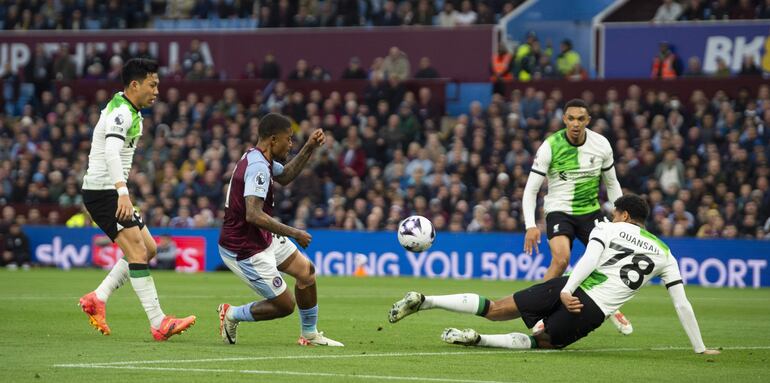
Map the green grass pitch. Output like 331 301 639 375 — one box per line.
1 269 768 382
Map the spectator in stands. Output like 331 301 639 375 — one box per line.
651 42 681 79
342 57 368 79
490 45 513 95
679 0 707 20
183 39 205 73
476 2 496 24
154 236 177 270
514 31 538 81
25 45 52 97
683 56 704 77
653 0 683 22
414 57 440 79
241 61 259 79
731 0 757 19
258 4 277 28
438 2 459 27
2 56 769 240
556 39 581 78
260 53 281 79
740 55 762 76
374 0 401 26
53 44 77 81
710 0 731 19
310 65 332 81
170 206 195 228
455 0 478 26
760 0 770 18
714 58 731 77
289 59 311 80
185 61 208 80
656 149 686 194
337 0 361 26
382 47 411 80
339 133 367 180
414 0 434 26
274 0 295 28
134 41 156 62
294 5 319 27
0 206 15 257
400 1 417 25
2 222 30 270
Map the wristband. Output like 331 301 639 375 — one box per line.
117 186 129 196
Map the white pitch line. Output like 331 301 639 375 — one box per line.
54 350 513 367
57 364 516 383
54 345 770 368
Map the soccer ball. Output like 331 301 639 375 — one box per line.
397 215 436 252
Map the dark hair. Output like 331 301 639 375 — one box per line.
121 58 159 86
564 98 589 113
614 194 649 223
257 113 292 139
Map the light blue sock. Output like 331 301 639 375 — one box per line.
299 305 318 334
230 302 257 322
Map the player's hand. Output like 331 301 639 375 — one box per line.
594 217 610 227
294 230 312 248
307 129 325 149
560 291 583 314
524 227 541 255
116 194 133 222
700 349 721 355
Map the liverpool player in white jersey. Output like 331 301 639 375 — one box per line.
217 113 343 347
389 195 719 355
78 59 196 341
522 98 632 334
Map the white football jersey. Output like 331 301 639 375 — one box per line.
579 221 682 315
531 129 615 216
82 92 143 189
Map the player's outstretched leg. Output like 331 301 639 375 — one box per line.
78 258 130 335
119 227 195 341
389 291 425 323
609 310 633 335
441 328 480 345
442 328 540 349
389 292 493 323
279 250 343 347
78 291 111 335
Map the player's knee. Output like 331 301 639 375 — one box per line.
307 261 316 277
484 301 505 321
295 261 316 288
275 296 296 317
125 239 148 262
550 256 570 273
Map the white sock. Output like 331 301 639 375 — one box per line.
478 333 534 349
130 274 166 328
421 294 488 316
95 259 129 302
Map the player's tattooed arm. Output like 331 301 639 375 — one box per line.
245 196 299 237
274 129 326 185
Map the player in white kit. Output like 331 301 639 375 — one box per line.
77 59 196 341
389 195 720 355
522 98 631 334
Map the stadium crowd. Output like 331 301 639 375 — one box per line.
1 72 770 243
0 0 525 30
653 0 770 22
